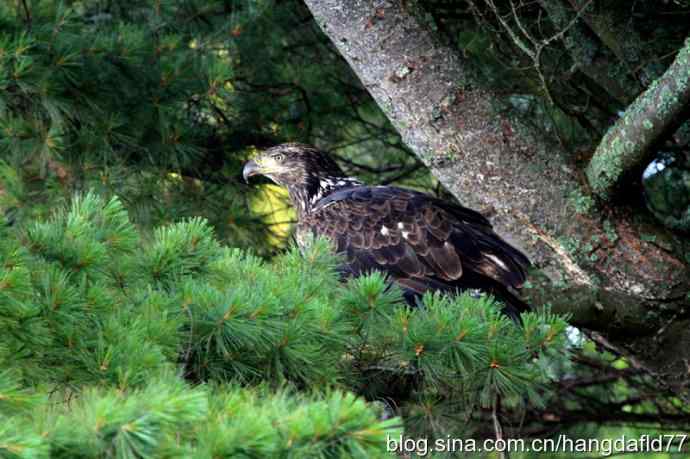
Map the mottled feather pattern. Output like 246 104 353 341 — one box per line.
301 186 529 295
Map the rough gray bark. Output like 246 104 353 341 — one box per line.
303 0 690 380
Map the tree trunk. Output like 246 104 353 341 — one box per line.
303 0 690 382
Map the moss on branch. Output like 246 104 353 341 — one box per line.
586 37 690 200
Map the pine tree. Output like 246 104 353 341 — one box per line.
0 1 278 251
0 192 566 457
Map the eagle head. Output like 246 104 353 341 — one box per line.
242 143 345 187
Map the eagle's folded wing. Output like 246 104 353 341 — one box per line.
302 186 529 292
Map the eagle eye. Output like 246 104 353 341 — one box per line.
271 153 285 162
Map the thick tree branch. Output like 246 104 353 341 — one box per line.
586 37 690 199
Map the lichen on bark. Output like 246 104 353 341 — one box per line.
586 37 690 200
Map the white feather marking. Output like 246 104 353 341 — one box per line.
397 222 404 229
380 226 390 236
486 254 508 270
402 231 410 239
310 192 325 205
318 201 336 210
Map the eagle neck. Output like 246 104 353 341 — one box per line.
287 175 361 216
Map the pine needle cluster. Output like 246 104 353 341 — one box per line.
0 193 567 456
0 1 271 250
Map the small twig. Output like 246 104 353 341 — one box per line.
586 331 652 373
510 0 538 49
542 0 594 47
486 0 593 105
381 163 424 185
493 394 510 459
19 0 32 29
486 0 535 59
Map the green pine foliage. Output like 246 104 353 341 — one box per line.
1 371 397 459
0 192 567 457
0 1 272 249
0 0 427 254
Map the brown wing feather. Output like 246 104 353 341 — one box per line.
300 186 529 292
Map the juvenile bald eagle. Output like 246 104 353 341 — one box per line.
243 143 531 322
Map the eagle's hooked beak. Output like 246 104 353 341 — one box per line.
242 160 261 183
